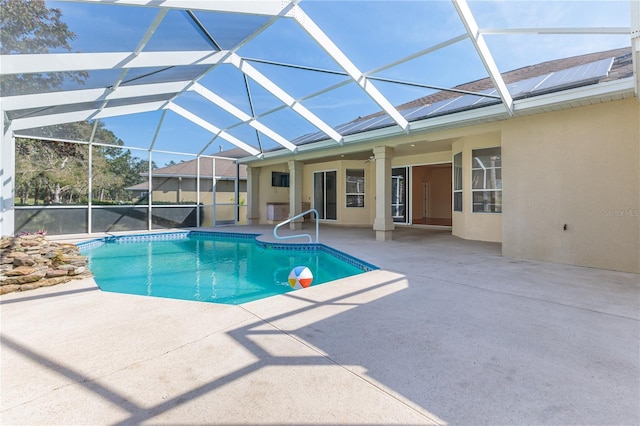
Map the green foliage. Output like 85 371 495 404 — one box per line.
0 0 72 54
0 0 88 95
15 120 154 205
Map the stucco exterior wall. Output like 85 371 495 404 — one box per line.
502 98 639 273
393 150 452 167
302 160 375 226
255 164 291 224
451 133 503 242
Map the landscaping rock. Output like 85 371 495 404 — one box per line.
46 269 69 278
0 235 91 295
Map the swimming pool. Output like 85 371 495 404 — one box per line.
79 231 378 305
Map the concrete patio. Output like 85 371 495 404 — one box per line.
1 225 638 425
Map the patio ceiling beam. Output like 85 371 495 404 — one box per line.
452 0 514 115
56 0 294 16
0 50 227 75
165 102 261 157
227 53 343 144
190 83 297 152
287 5 409 133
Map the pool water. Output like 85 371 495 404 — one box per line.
81 232 376 305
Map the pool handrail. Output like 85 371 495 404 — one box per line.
273 208 319 243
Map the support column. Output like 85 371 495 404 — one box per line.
373 146 394 241
1 107 15 237
246 165 260 225
288 160 303 231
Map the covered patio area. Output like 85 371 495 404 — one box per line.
1 225 638 425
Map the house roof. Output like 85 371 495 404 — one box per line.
386 47 632 113
126 156 246 191
282 46 634 150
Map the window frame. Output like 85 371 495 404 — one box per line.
345 168 365 208
471 147 502 214
453 152 463 212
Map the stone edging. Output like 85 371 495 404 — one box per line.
0 234 91 295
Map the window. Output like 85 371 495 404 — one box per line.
271 171 289 187
471 147 502 213
391 167 408 222
346 169 365 208
453 152 462 212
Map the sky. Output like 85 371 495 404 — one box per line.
34 0 632 165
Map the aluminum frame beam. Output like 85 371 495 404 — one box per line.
10 101 168 131
288 5 410 132
165 102 261 157
190 83 297 152
227 53 343 144
56 0 295 16
0 50 227 75
1 81 191 111
452 0 514 115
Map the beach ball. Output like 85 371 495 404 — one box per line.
288 266 313 289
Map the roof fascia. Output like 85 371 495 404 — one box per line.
452 0 514 115
55 0 294 16
0 50 227 75
288 5 409 133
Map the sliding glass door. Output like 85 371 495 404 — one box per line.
313 171 337 220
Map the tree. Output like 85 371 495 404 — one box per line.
0 0 87 95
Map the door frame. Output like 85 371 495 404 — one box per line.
313 169 338 221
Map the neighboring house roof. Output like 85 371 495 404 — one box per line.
126 157 247 191
285 47 633 148
140 157 247 179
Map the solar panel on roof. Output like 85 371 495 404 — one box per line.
290 56 617 146
401 105 426 120
531 57 613 93
342 116 382 135
292 130 325 145
507 74 548 97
